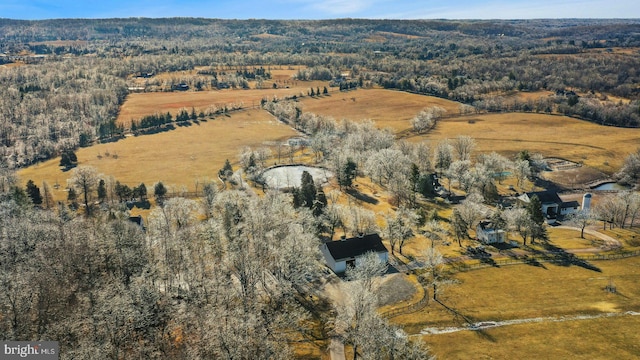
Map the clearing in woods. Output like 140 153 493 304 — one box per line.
118 66 329 127
18 108 297 202
117 82 328 127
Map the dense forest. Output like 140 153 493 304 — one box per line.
1 18 640 167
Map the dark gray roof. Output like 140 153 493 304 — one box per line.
128 215 144 226
526 191 562 205
561 201 580 208
325 234 387 261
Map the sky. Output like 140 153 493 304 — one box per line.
0 0 638 20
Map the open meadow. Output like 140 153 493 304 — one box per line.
392 257 640 359
299 88 461 132
117 82 329 127
415 112 640 173
18 109 297 201
119 66 330 127
298 89 640 172
423 315 640 359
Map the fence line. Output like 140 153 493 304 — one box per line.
382 250 640 318
381 277 430 318
447 250 640 274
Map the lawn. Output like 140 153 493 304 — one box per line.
18 109 297 202
544 227 607 250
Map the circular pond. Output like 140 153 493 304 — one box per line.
262 165 333 189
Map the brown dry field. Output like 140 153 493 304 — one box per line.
118 80 329 127
411 112 640 173
250 33 287 40
424 315 640 359
365 31 427 43
496 89 555 102
299 88 462 132
584 47 640 55
393 257 640 359
0 62 25 69
18 109 297 202
29 40 88 47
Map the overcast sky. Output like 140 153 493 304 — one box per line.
1 0 638 20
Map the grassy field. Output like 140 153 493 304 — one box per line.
18 109 297 201
413 112 640 173
117 80 329 127
298 88 462 132
391 257 640 359
298 89 639 172
423 315 640 359
544 227 608 249
396 257 640 328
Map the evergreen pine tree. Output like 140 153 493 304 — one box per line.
299 171 316 208
97 179 107 202
154 182 167 205
25 179 42 205
219 159 233 178
338 159 357 189
60 149 78 169
313 185 328 217
67 187 77 202
526 195 545 225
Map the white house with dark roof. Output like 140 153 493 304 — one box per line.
476 220 506 244
320 233 388 273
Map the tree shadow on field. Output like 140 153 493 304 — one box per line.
520 255 547 269
543 243 602 272
435 299 497 342
345 188 378 205
479 257 499 267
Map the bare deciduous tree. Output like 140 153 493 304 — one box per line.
566 209 595 238
451 135 476 162
68 166 100 216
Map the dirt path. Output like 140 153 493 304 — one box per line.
414 311 640 336
328 337 346 360
322 280 347 360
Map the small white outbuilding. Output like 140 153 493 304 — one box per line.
476 220 506 244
